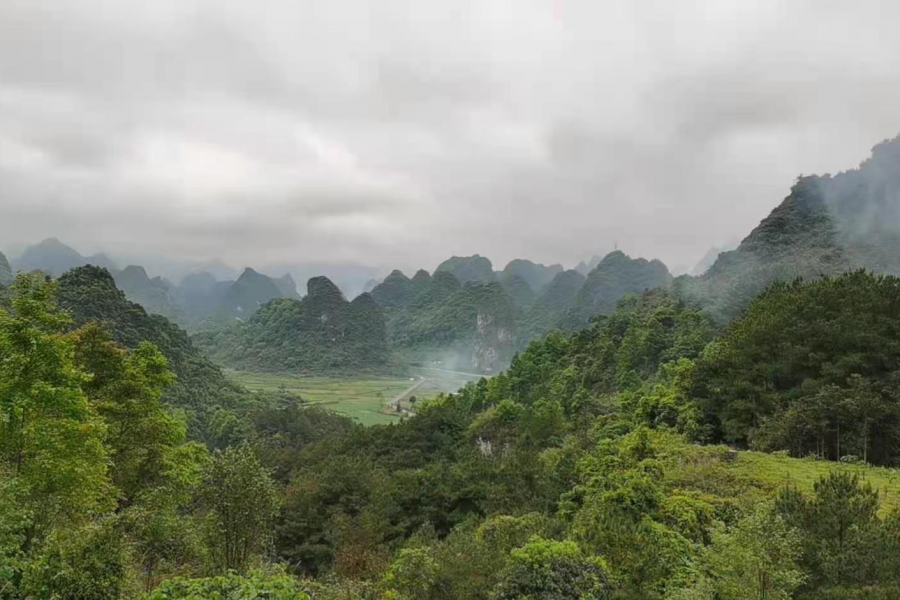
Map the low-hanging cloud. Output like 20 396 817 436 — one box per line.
2 0 900 274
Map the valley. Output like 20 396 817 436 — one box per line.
227 366 484 425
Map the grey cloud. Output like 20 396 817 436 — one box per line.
2 0 900 275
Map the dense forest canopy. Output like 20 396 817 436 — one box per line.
194 276 390 373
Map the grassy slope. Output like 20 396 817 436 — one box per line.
732 451 900 515
671 446 900 517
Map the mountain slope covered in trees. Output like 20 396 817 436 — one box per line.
0 250 11 287
114 265 183 323
194 276 389 373
435 254 497 284
677 135 900 322
56 266 244 437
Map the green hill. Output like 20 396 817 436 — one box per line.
499 273 536 310
194 276 389 373
500 259 564 290
677 136 900 322
55 266 244 436
388 277 517 372
113 265 183 322
272 273 300 299
14 237 117 277
216 267 286 322
435 254 496 283
0 250 11 287
521 269 586 337
576 251 672 315
370 269 414 308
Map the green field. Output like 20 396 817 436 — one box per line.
730 451 900 516
227 368 483 426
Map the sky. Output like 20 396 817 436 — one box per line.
2 0 900 275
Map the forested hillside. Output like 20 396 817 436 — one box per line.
435 254 497 283
56 266 246 439
576 250 673 316
194 276 390 373
677 135 900 322
8 267 898 597
113 265 183 323
0 250 11 287
372 253 671 372
500 258 564 289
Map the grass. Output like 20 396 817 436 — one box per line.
730 451 900 515
228 371 411 426
227 368 483 426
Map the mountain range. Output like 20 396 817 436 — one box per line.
7 135 900 376
677 135 900 323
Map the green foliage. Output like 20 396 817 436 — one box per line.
56 265 246 440
381 547 439 599
491 537 610 600
695 271 900 463
507 289 714 415
0 274 112 534
435 254 496 284
195 277 389 373
0 251 12 288
20 519 132 600
701 504 805 600
146 569 310 600
198 444 280 573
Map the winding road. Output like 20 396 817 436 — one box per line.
387 377 426 411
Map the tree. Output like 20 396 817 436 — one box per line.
198 443 280 573
72 324 188 504
381 547 439 599
777 471 880 588
491 536 610 600
20 519 130 600
695 271 900 463
705 504 805 600
0 274 111 537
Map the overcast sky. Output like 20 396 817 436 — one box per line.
2 0 900 274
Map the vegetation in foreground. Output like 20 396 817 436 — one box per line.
5 268 900 598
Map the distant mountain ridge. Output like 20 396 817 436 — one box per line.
677 135 900 322
5 241 679 374
194 276 389 373
371 252 671 372
13 238 118 277
0 250 12 287
435 254 497 284
113 265 182 322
